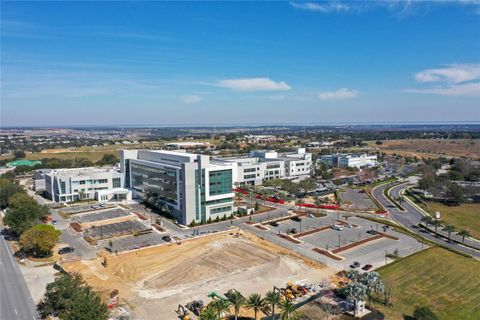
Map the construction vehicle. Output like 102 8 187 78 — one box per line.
208 291 228 301
286 282 303 298
225 289 245 300
186 300 204 316
273 286 294 301
175 305 191 320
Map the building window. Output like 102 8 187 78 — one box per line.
60 181 66 194
112 178 121 188
209 170 232 196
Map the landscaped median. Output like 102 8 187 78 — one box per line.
383 183 406 211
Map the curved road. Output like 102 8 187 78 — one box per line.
372 182 480 259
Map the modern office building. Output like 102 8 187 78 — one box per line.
42 167 131 203
320 153 377 168
216 148 312 186
120 149 235 225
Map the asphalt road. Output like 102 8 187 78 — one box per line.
373 182 480 259
0 226 38 320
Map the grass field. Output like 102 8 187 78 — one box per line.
25 151 117 162
368 139 480 158
422 201 480 240
373 247 480 320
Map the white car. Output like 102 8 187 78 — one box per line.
331 225 343 231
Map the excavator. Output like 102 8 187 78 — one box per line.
186 300 204 316
208 291 228 301
175 305 191 320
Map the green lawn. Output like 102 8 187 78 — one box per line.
373 247 480 320
422 202 480 240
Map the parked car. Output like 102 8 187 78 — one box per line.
289 228 297 234
308 214 315 218
270 221 279 227
52 220 57 225
331 225 343 231
344 223 353 228
58 247 74 255
291 216 302 222
91 205 99 209
366 230 378 235
99 203 106 208
362 264 373 271
350 261 361 269
162 236 172 242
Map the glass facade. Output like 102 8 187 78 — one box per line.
131 163 178 205
112 178 121 188
209 169 232 196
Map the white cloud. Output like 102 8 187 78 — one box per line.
180 95 202 104
405 82 480 97
318 88 358 100
407 63 480 97
217 77 291 91
290 1 350 13
414 64 480 84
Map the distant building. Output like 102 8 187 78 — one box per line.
42 167 130 203
120 149 235 225
165 141 209 149
244 135 285 143
216 148 312 186
305 141 334 148
320 154 377 168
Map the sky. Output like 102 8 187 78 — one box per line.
1 1 480 127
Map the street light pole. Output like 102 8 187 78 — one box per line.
385 250 388 266
338 234 341 249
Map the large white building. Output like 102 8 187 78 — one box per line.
41 167 131 203
320 153 377 168
216 148 312 186
120 149 235 225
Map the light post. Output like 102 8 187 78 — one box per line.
385 250 388 266
299 219 302 234
338 234 341 249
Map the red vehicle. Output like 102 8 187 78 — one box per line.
362 264 373 271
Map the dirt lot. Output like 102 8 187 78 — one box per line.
62 231 334 320
369 139 480 158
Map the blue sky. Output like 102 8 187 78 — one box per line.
1 1 480 126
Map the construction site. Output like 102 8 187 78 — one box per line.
61 230 335 319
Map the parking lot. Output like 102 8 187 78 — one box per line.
84 220 150 240
339 188 376 211
101 232 167 252
73 208 131 224
58 203 114 215
264 214 425 270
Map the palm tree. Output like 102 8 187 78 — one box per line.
295 199 304 212
210 299 231 318
199 306 219 320
227 291 245 320
264 290 281 319
278 299 298 320
445 225 456 242
315 198 323 214
431 219 442 233
247 293 265 320
458 229 471 244
420 216 433 227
